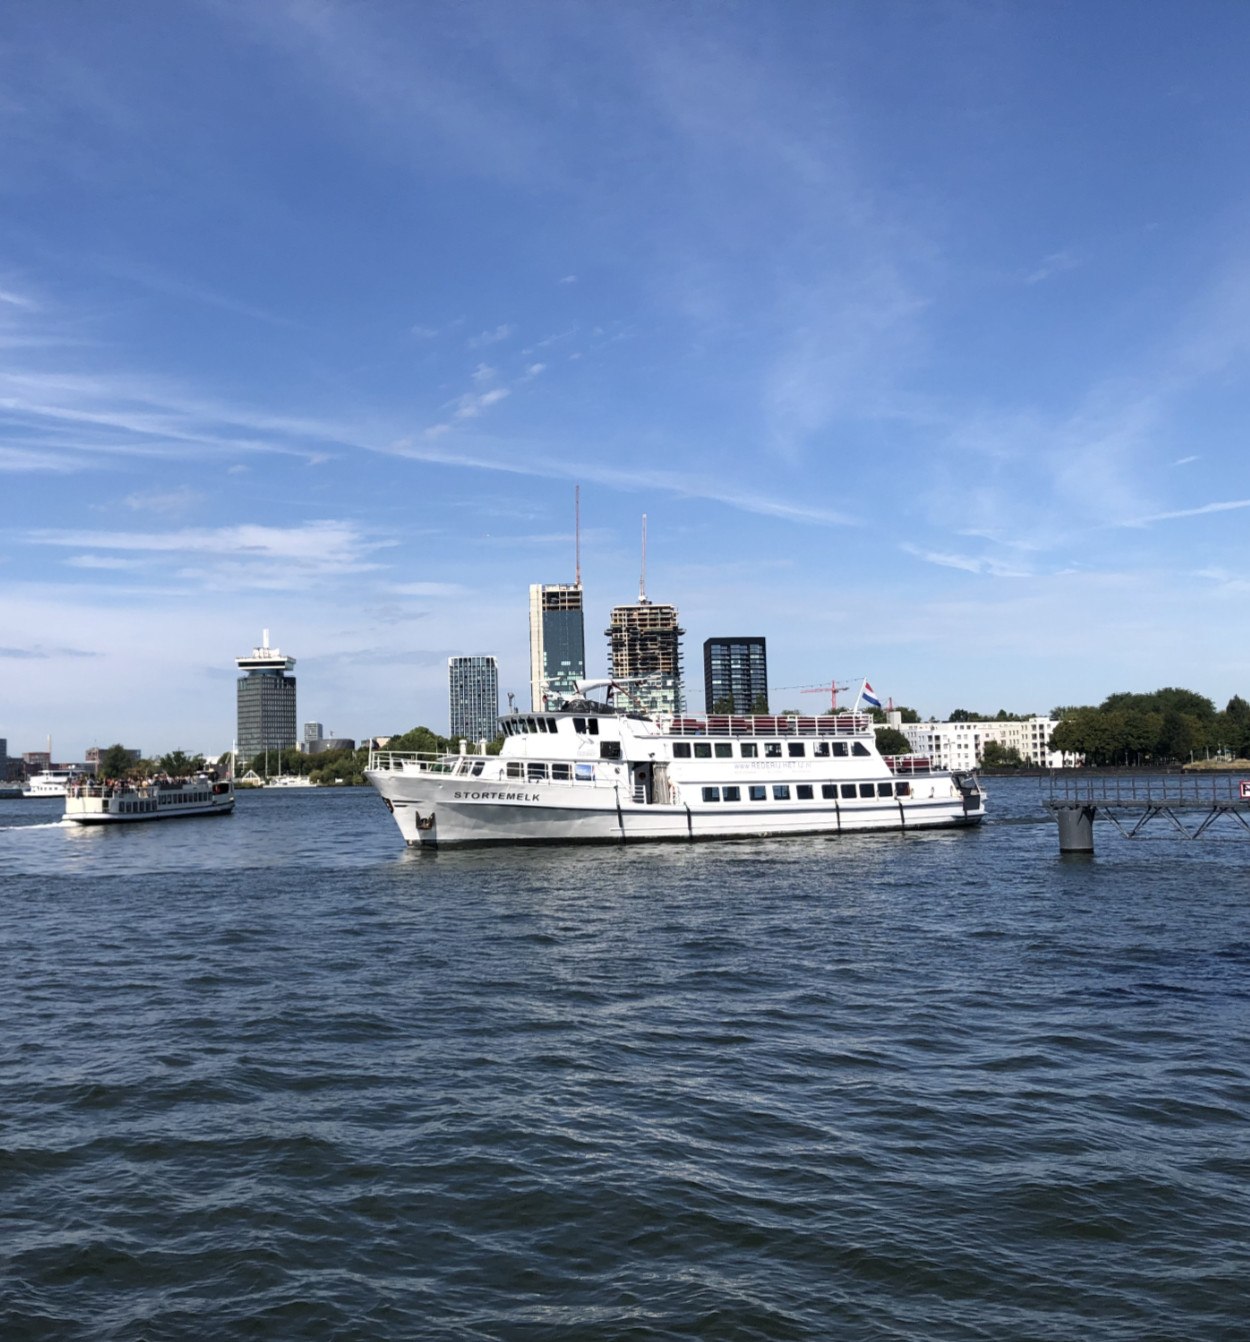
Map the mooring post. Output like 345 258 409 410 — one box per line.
1055 803 1097 854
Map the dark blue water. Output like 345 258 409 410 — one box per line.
2 780 1248 1340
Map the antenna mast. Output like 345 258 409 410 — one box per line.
639 513 648 603
575 484 581 587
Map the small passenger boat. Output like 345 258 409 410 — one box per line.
23 769 77 799
63 774 235 825
366 680 984 848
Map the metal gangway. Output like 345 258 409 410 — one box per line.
1044 773 1250 852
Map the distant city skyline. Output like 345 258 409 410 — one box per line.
5 3 1250 755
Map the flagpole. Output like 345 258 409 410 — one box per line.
852 678 866 712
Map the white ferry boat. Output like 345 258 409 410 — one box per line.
366 681 984 848
62 775 235 825
265 774 319 788
23 769 76 798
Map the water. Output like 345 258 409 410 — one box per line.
2 780 1248 1340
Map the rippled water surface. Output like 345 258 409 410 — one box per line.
3 781 1248 1340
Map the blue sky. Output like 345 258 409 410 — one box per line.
4 1 1250 757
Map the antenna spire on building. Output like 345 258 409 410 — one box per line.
575 484 581 588
639 513 648 604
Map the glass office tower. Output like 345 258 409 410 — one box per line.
529 583 586 709
236 630 297 759
703 636 768 714
449 655 499 743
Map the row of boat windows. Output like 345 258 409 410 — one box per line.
505 762 593 781
674 740 871 759
702 781 911 803
113 792 213 813
504 717 573 736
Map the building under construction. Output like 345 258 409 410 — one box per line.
606 601 685 717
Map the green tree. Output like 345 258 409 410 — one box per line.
981 741 1024 768
749 693 769 714
1218 695 1250 758
97 743 137 779
710 696 735 714
948 708 981 722
875 726 911 756
158 749 204 776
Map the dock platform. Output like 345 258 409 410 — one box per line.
1044 774 1250 852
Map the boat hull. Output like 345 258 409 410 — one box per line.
64 802 235 825
367 769 982 848
63 781 235 826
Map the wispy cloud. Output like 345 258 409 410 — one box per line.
1023 250 1080 285
467 323 515 349
0 643 98 659
27 520 392 589
122 485 204 516
1119 498 1250 528
901 543 1033 579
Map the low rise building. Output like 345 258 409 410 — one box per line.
893 716 1079 770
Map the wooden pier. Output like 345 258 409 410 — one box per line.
1044 774 1250 852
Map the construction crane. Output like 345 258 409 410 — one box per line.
773 680 852 713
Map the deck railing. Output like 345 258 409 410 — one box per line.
657 713 872 738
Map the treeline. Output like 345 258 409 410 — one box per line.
1049 688 1250 766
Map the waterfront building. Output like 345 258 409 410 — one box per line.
305 736 356 756
236 630 297 760
894 716 1078 770
703 637 768 714
606 600 685 717
304 722 324 745
529 583 586 709
449 655 499 744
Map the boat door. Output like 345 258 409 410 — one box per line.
631 763 652 804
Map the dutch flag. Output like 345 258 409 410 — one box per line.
860 681 882 710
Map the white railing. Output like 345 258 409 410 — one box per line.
657 713 873 738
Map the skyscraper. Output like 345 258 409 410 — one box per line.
529 583 586 709
703 637 769 714
236 629 297 759
606 601 685 717
449 655 499 743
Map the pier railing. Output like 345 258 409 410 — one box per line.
1043 772 1250 851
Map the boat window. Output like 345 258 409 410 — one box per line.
749 785 767 801
694 743 712 759
773 784 791 800
470 761 485 777
527 717 539 734
702 787 720 802
575 763 595 781
796 784 814 800
552 763 571 781
573 717 587 733
821 784 838 800
833 742 848 757
740 743 758 759
527 763 548 781
877 782 893 797
812 743 830 757
852 742 870 756
764 743 782 758
547 718 558 733
722 786 741 802
859 783 875 798
714 743 732 758
600 741 622 760
896 781 911 797
506 762 524 779
587 719 599 735
673 743 692 758
841 784 856 799
788 743 805 758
